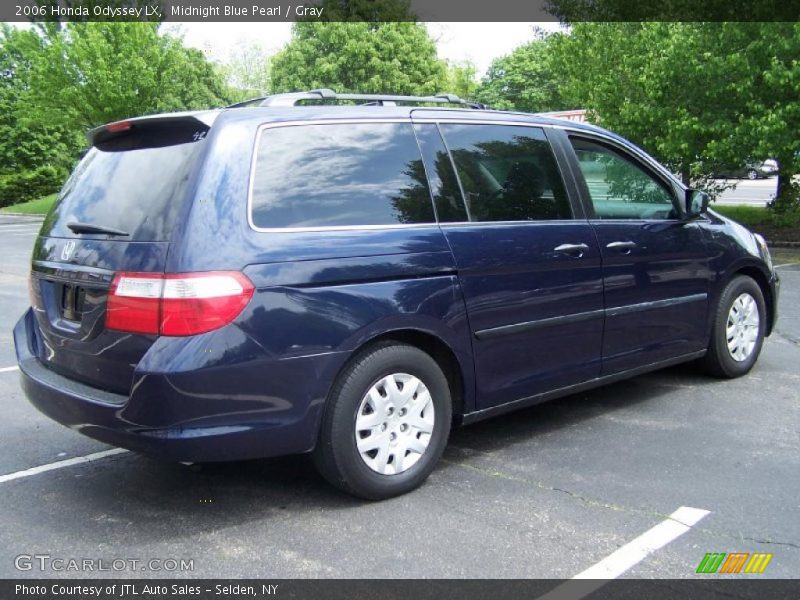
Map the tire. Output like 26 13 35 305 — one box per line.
700 275 766 378
747 169 759 180
312 342 452 500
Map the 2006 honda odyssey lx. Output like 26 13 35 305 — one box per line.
14 90 779 499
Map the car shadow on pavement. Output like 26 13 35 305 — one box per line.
7 364 724 545
446 363 719 456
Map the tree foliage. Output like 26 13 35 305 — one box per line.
4 14 800 217
0 25 76 205
444 60 478 101
270 21 447 95
475 32 564 112
26 22 229 132
716 22 800 210
0 21 229 206
549 23 800 208
222 41 272 101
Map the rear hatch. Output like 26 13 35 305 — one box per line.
28 114 213 394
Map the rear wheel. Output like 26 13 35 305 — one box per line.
747 168 759 180
313 342 452 500
700 275 766 378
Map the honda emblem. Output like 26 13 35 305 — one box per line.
61 240 76 261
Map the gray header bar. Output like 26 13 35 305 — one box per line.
4 0 799 22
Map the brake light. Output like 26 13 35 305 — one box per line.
106 120 132 133
106 273 162 335
106 272 254 336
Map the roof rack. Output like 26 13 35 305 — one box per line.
226 89 487 109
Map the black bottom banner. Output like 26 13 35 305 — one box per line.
3 579 800 600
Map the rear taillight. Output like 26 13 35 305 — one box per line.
106 273 163 335
106 271 254 336
161 273 255 336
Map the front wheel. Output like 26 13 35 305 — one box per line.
313 342 452 500
700 275 766 378
747 168 759 180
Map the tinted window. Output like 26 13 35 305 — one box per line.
45 130 206 241
439 124 571 222
414 124 468 222
570 138 678 220
251 123 435 229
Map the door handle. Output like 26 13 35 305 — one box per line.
554 243 589 258
606 241 637 253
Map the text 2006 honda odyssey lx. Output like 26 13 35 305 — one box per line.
15 90 779 499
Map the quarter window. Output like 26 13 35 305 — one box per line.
250 122 435 229
439 124 571 222
570 137 678 220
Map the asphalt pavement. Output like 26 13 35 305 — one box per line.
0 215 797 580
713 178 778 206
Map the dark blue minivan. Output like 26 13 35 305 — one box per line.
14 90 779 499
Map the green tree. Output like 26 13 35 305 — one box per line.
712 22 800 210
0 25 77 205
222 41 272 101
270 21 448 95
445 60 478 100
475 32 564 113
550 22 800 208
25 22 229 133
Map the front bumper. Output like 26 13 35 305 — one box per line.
769 270 780 335
14 308 343 462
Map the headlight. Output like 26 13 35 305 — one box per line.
754 233 773 271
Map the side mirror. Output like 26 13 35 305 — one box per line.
685 189 710 218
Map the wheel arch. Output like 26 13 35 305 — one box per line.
730 265 775 336
333 328 471 422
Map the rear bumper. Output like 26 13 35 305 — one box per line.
14 309 344 462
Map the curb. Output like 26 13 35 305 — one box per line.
0 212 45 219
767 241 800 248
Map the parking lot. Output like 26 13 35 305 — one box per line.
714 177 779 206
0 215 798 580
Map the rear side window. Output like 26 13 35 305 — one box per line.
414 124 468 222
439 124 571 222
250 122 435 229
44 124 207 242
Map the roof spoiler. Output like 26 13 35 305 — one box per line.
87 111 219 147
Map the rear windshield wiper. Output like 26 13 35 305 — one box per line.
66 222 130 236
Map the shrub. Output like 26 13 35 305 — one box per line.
0 165 66 208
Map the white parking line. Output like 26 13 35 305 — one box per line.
0 448 129 484
775 262 800 269
0 366 19 373
538 506 710 599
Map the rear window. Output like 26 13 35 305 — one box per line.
250 122 435 229
43 125 207 241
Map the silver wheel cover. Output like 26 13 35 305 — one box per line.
355 373 434 475
726 292 760 362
